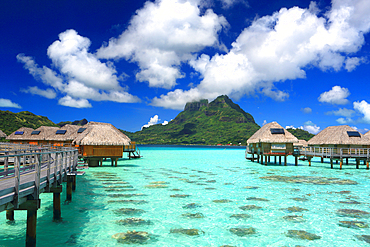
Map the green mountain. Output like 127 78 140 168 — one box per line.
57 119 88 127
124 95 260 145
0 110 58 135
286 128 314 141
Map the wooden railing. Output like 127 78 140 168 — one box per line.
0 143 78 212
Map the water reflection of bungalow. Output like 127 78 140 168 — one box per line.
247 122 298 165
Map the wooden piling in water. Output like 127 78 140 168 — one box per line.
67 175 73 201
26 209 37 247
6 210 14 221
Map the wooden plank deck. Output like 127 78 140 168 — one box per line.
0 143 78 212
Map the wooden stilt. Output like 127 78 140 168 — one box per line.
330 159 333 169
308 158 311 166
66 175 73 201
111 158 114 166
6 210 14 221
72 175 76 191
257 155 260 163
336 160 338 164
268 156 270 163
340 159 343 170
321 157 324 163
26 209 37 247
295 156 298 166
279 156 282 165
367 161 369 170
265 156 267 166
356 159 359 169
346 158 348 165
53 192 61 221
115 158 118 167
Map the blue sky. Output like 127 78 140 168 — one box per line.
1 0 370 134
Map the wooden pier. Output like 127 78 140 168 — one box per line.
0 142 79 246
246 146 370 169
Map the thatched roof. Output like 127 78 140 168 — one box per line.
247 122 298 144
294 139 308 147
308 125 369 145
26 126 60 140
0 129 6 138
72 122 131 146
6 127 34 140
45 124 80 141
364 130 370 138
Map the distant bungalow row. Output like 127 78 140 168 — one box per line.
247 122 370 169
2 122 139 167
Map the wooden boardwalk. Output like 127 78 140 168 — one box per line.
246 146 370 169
0 142 79 246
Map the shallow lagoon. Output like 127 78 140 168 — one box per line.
1 146 370 246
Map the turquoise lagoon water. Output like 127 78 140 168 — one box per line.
1 146 370 246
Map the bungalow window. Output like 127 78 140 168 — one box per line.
31 131 41 135
347 131 361 137
270 128 285 134
15 131 24 135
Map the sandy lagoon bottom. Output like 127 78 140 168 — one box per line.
1 146 370 246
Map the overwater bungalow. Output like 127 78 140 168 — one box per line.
6 127 35 144
45 124 81 147
304 125 370 168
246 122 298 165
72 122 135 166
26 126 60 145
307 125 368 148
294 139 308 148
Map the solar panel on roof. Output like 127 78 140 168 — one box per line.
77 128 86 133
347 131 361 137
15 131 24 135
31 130 41 135
56 129 67 135
270 128 285 134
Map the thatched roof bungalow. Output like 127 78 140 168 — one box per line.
27 126 60 145
0 129 6 139
72 122 132 166
6 127 35 144
45 124 81 146
247 121 298 154
308 125 369 148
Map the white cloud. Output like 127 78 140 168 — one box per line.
152 0 370 109
162 120 169 125
21 86 57 99
301 107 312 114
353 100 370 123
298 121 321 134
345 57 366 71
219 0 248 9
351 126 369 134
0 98 21 109
318 86 350 105
336 117 353 124
97 0 228 89
285 125 296 129
326 108 355 117
58 96 92 108
142 115 161 129
262 120 267 126
17 30 140 108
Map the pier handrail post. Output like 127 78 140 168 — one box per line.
46 153 51 190
14 153 20 208
4 151 8 175
34 154 41 199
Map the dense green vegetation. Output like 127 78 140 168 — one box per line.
123 95 260 145
57 119 88 127
286 128 314 141
0 110 58 135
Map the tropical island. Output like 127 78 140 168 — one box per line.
0 95 314 145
